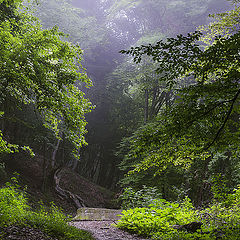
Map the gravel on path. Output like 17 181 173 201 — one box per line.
0 225 57 240
70 221 148 240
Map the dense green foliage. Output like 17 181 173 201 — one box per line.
0 178 94 239
1 0 239 239
198 0 240 44
115 1 240 238
117 0 240 202
117 186 240 239
0 0 92 158
119 186 162 209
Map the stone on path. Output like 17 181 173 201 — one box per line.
73 208 123 221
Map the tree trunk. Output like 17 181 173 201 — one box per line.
144 89 149 124
41 140 49 192
51 137 61 168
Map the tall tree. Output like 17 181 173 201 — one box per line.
118 0 240 203
0 0 92 157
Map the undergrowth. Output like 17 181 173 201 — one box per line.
0 177 94 240
117 186 240 239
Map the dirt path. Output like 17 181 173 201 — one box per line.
70 221 148 240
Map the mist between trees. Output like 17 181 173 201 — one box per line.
1 0 240 215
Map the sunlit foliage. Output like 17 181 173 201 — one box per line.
117 187 240 239
119 0 240 179
0 177 94 239
0 0 93 155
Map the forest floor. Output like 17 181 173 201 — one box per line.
0 222 147 240
71 221 148 240
3 155 116 214
0 225 57 240
1 155 145 239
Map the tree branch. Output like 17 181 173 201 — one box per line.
186 98 235 127
204 88 240 150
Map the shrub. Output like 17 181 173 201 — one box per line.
0 179 94 240
0 177 29 225
117 188 240 240
119 185 162 209
117 196 197 239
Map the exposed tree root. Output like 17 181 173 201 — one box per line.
54 168 85 209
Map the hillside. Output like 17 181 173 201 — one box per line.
2 154 117 215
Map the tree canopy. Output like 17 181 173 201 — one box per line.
0 0 93 155
119 0 240 183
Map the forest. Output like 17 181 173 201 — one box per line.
0 0 240 239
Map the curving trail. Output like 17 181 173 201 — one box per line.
70 221 148 240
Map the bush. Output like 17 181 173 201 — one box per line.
117 196 197 239
195 187 240 240
119 185 162 209
0 177 29 225
117 186 240 239
0 178 94 240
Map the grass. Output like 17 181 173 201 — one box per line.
0 177 94 240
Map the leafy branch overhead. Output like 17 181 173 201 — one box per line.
120 31 203 87
119 13 240 174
